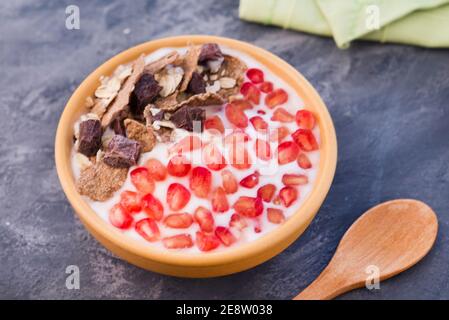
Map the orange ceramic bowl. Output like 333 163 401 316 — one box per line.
55 35 337 278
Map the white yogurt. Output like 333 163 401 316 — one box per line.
71 46 320 253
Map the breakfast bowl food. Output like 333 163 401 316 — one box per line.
55 35 337 277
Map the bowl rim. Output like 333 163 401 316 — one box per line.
55 35 337 267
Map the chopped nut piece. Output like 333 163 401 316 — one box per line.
157 66 184 97
177 92 224 109
219 77 236 89
178 45 201 92
75 152 93 171
206 80 221 94
85 96 94 109
103 135 141 168
145 51 179 74
78 119 102 157
170 106 205 132
124 119 156 152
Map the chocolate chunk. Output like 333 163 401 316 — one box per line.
188 72 206 94
199 43 223 62
110 118 126 136
131 73 162 115
170 106 205 132
103 135 141 168
78 119 102 157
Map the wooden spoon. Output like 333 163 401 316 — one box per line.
294 199 438 300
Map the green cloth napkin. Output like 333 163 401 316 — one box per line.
239 0 449 48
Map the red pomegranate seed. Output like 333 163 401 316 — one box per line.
215 226 236 246
194 206 215 232
120 191 141 213
239 171 260 188
204 115 225 134
240 81 254 95
232 99 253 111
259 81 273 93
196 231 220 252
233 196 263 218
141 193 164 221
211 187 229 213
169 135 202 154
224 130 250 145
297 152 312 169
189 166 212 198
265 88 288 108
225 103 248 128
244 84 261 105
267 208 285 224
277 141 300 164
130 167 155 194
202 144 227 171
166 183 191 211
255 138 271 161
257 109 266 115
229 213 247 230
162 234 193 249
145 158 167 181
229 147 252 170
250 116 268 132
135 218 160 242
163 213 193 229
254 219 262 233
282 174 308 186
257 184 276 202
221 169 238 194
246 68 264 84
292 129 319 151
296 109 316 130
271 107 295 123
269 126 290 143
108 204 133 229
167 155 191 177
279 186 298 207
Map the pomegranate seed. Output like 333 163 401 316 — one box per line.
233 196 263 218
267 208 285 224
296 109 316 130
162 234 193 249
163 213 193 229
224 130 250 145
169 135 202 154
273 195 281 205
167 155 191 177
254 219 262 233
166 183 191 211
225 103 248 128
239 171 260 188
246 68 264 84
277 141 300 165
141 193 164 221
229 147 252 170
221 169 238 194
292 129 319 151
202 143 227 171
229 213 247 230
215 226 236 246
257 184 276 202
250 116 268 132
279 186 298 207
265 88 288 108
232 99 253 111
240 82 254 95
130 167 155 194
135 218 160 242
144 158 167 181
257 109 266 115
120 191 141 213
244 84 261 104
189 166 212 198
211 187 229 213
297 152 312 169
269 126 290 143
196 231 220 252
259 81 273 93
271 107 295 122
108 204 133 229
204 115 225 134
194 206 215 232
282 174 308 186
255 138 271 161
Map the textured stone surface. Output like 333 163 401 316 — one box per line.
1 0 448 299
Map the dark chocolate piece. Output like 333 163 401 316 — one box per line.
103 135 141 168
199 43 223 62
110 118 126 136
131 73 162 115
188 72 206 94
170 106 205 132
78 119 102 157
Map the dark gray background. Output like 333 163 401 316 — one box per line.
1 0 448 299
